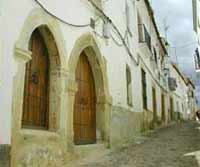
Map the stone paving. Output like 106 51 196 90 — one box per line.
77 121 200 167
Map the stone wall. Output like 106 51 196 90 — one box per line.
0 145 10 167
110 106 155 148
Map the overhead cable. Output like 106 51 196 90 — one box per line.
87 0 139 66
34 0 91 27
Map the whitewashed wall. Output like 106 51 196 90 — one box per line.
0 0 169 144
169 64 189 119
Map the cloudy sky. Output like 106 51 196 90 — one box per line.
152 0 197 80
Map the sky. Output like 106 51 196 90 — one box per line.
152 0 197 77
152 0 200 104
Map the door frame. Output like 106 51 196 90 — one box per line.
170 97 174 120
12 8 67 134
152 87 157 123
22 29 50 129
67 33 112 149
161 93 166 122
74 52 97 145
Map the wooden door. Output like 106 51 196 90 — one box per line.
22 29 49 129
170 97 174 120
161 94 165 122
74 52 96 145
152 87 157 121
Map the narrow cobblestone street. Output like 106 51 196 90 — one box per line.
76 122 200 167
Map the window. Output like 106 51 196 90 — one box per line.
137 13 143 42
153 47 158 64
137 13 151 51
143 25 151 51
126 65 132 106
191 91 194 98
141 68 147 110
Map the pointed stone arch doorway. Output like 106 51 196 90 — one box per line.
22 28 50 129
12 8 67 133
67 33 112 148
74 51 97 145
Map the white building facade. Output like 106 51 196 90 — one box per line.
169 63 196 121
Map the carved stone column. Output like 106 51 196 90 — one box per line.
49 67 68 132
11 47 32 167
96 94 112 147
12 47 32 131
66 76 77 152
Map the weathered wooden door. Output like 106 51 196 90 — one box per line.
22 29 49 129
74 52 96 145
152 87 157 121
170 97 174 120
161 94 165 122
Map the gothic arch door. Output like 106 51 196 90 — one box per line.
74 52 96 145
22 29 49 129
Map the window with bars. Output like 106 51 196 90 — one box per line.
141 69 147 110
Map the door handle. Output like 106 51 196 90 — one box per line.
31 71 39 85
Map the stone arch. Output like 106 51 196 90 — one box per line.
15 8 66 67
12 8 68 133
66 33 112 147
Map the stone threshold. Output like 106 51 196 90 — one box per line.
66 143 110 167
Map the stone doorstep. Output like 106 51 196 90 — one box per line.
67 143 110 167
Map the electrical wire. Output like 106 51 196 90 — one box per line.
87 0 139 66
110 33 124 46
93 31 105 39
35 0 137 63
34 0 91 27
34 0 169 91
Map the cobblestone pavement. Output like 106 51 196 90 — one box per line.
79 122 200 167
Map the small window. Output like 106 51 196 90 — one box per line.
141 68 147 110
191 91 194 98
137 13 143 42
153 47 158 64
126 65 132 106
143 25 151 51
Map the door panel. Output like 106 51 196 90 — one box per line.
152 88 157 121
22 29 49 129
170 98 174 120
74 52 96 145
161 94 165 122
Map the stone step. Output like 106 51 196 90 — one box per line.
67 143 110 167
